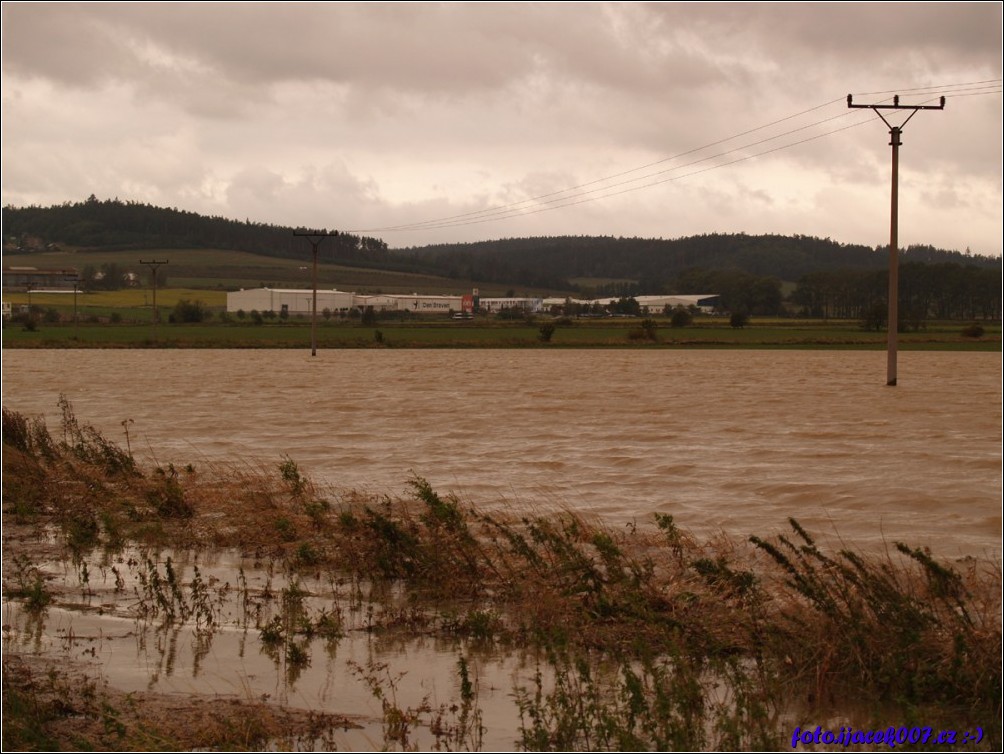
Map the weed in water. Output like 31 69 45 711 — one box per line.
57 395 137 477
274 516 298 542
749 518 1001 737
349 658 429 750
294 542 320 567
3 555 53 613
279 455 307 497
146 474 193 518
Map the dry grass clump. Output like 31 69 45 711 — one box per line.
750 522 1002 714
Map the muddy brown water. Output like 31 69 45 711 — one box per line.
2 349 1000 555
2 348 1001 749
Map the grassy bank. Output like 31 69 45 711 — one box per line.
3 401 1000 750
3 317 1000 350
4 288 999 349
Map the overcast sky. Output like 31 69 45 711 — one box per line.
2 2 1001 255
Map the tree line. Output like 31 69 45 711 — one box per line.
4 198 999 320
399 233 999 293
791 264 1000 322
3 196 391 266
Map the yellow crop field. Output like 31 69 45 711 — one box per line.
4 288 227 309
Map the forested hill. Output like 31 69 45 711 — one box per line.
3 196 393 268
398 235 1001 293
4 198 999 294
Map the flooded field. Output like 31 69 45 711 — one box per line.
2 349 1001 554
3 538 531 750
2 348 1001 749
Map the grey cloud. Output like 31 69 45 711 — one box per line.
1 2 999 254
648 2 1002 64
1 3 134 85
3 3 728 98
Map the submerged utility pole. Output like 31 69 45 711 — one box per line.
848 94 945 386
293 230 339 356
139 259 169 341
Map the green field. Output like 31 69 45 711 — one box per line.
4 281 999 351
3 313 999 350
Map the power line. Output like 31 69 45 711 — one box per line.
941 89 1003 99
353 106 877 232
354 96 849 233
853 78 1002 97
393 119 875 232
349 97 853 233
347 81 1000 235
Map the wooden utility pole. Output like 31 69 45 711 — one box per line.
293 230 339 356
139 259 169 341
848 94 945 386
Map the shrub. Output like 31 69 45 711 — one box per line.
170 299 209 323
146 475 193 518
640 318 658 340
272 517 296 541
860 302 885 331
670 307 692 328
279 456 306 496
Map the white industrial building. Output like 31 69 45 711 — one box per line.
635 295 720 313
542 294 720 314
354 294 401 312
542 297 595 309
393 294 464 314
226 288 464 316
227 288 355 316
479 297 544 313
227 287 719 317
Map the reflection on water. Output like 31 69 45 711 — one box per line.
1 545 532 751
2 349 1000 554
